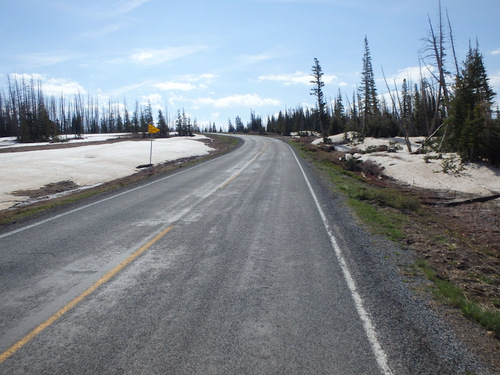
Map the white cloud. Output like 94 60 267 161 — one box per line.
491 49 500 56
322 75 341 84
8 73 85 96
258 71 338 85
18 51 75 68
81 24 122 38
43 79 86 96
9 73 44 82
489 71 500 94
141 93 163 104
154 82 197 91
108 81 152 97
235 54 272 65
139 93 164 113
129 46 206 65
182 73 218 83
195 94 280 108
115 0 151 14
380 65 436 88
153 74 217 92
166 93 187 108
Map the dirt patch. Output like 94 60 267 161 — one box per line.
12 180 81 199
379 182 500 371
401 187 500 309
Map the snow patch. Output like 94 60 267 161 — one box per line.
0 134 213 210
313 133 500 196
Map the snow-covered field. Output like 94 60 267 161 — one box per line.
0 134 214 210
0 133 132 148
314 133 500 196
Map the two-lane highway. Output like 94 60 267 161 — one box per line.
0 135 490 374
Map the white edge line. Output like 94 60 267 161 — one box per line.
288 143 393 375
0 137 249 240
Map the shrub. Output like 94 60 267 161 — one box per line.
360 160 384 176
345 157 362 171
440 154 465 175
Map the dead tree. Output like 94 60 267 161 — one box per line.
381 67 412 152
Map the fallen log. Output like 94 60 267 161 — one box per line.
442 194 500 207
136 163 153 169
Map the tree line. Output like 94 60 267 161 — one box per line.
0 75 205 141
0 74 252 140
241 5 500 164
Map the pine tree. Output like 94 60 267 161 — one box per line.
193 119 199 133
310 58 328 142
37 83 57 139
235 116 244 132
142 101 154 135
227 118 235 133
412 82 428 136
116 110 123 133
180 109 192 136
310 58 328 143
123 105 132 132
359 37 380 137
132 101 140 133
106 99 115 133
175 109 183 135
446 41 498 162
347 92 360 134
332 89 346 134
248 111 263 133
157 109 169 137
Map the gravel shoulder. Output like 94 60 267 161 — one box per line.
300 141 500 373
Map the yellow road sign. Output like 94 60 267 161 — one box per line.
148 124 160 134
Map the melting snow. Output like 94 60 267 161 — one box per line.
0 134 213 210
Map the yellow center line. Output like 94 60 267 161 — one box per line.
0 225 174 364
219 141 268 189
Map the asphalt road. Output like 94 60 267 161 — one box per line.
0 135 492 374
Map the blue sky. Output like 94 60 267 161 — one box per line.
1 0 499 130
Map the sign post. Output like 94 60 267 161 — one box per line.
147 124 160 170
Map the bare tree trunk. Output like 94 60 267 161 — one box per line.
425 1 453 151
447 10 460 77
381 67 412 152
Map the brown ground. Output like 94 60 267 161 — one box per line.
411 194 500 372
369 175 500 372
402 187 500 310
